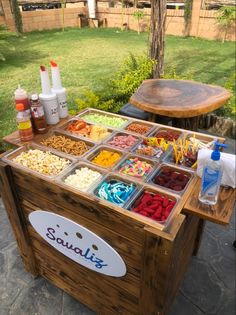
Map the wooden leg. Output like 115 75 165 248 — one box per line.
193 218 205 256
148 113 157 122
172 116 199 131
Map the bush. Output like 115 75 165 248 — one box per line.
0 25 16 61
73 54 234 119
214 71 236 117
74 53 155 113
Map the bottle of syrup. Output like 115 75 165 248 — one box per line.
16 103 34 142
30 94 47 134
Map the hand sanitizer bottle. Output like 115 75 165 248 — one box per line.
199 142 227 205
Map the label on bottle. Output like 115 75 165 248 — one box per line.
57 93 68 118
59 100 67 109
18 120 32 130
201 167 221 196
51 106 58 116
31 106 44 118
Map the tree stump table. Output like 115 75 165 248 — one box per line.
130 79 230 131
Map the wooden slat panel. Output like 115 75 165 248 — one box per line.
0 162 38 276
31 237 139 315
22 202 142 283
13 168 147 244
165 214 200 308
184 178 235 225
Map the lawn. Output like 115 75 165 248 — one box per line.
0 28 235 150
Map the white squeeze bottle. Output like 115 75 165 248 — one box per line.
50 60 68 118
39 66 59 125
199 142 227 205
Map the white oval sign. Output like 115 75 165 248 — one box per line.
29 211 126 277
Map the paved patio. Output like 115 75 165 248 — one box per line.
0 139 235 315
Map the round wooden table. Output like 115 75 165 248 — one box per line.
130 79 230 131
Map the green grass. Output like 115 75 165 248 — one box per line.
0 28 235 150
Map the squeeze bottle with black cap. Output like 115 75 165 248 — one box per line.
39 66 59 125
50 60 68 119
199 142 227 205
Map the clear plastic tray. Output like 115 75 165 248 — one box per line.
76 108 130 130
115 153 159 182
33 130 96 160
55 161 107 194
126 185 180 230
150 126 182 143
185 132 217 150
55 118 114 143
164 145 198 171
91 173 141 208
148 162 194 196
124 120 157 137
2 143 75 180
105 131 141 151
85 145 126 170
131 138 171 161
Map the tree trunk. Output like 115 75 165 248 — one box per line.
149 0 167 78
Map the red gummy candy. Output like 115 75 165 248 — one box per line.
163 210 170 218
153 195 163 202
155 208 162 216
133 207 141 213
144 207 155 214
141 193 153 205
149 202 160 210
153 214 161 220
161 215 166 221
166 204 174 213
140 211 148 217
162 198 169 207
169 201 176 207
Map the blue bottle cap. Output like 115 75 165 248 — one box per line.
211 141 227 161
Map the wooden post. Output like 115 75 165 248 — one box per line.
149 0 167 78
190 0 201 37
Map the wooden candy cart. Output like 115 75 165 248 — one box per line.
0 109 235 315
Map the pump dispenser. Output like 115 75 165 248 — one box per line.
39 66 59 125
199 142 227 205
50 60 68 119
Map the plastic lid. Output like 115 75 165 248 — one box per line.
16 103 25 111
14 85 27 97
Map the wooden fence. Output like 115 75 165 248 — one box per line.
0 0 235 41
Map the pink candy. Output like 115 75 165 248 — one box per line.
108 134 137 149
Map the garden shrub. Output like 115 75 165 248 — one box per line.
75 53 155 113
74 54 234 119
214 71 236 117
0 25 16 61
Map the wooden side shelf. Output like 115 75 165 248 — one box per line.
184 178 235 225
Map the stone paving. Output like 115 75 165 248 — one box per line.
0 139 235 315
